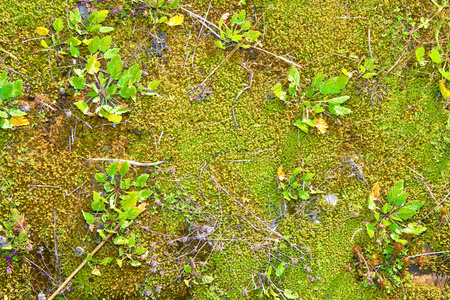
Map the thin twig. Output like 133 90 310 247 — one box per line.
48 223 121 300
84 157 172 167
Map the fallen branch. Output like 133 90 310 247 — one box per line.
84 157 172 167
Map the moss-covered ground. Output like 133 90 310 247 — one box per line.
0 0 450 299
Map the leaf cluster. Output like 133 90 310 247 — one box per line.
0 71 24 129
215 10 261 49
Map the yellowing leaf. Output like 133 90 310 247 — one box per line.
86 53 100 75
165 15 184 26
106 113 122 123
91 268 102 276
370 182 380 200
35 27 49 36
439 80 450 99
40 40 49 49
277 166 286 182
137 202 147 213
83 38 93 46
10 116 30 127
314 118 328 134
342 68 352 78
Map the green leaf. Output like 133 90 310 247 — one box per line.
95 173 107 183
366 222 375 238
214 40 225 49
53 18 63 32
99 27 114 33
119 161 130 176
74 101 89 115
429 49 442 64
11 81 23 98
96 10 109 23
104 48 120 59
402 223 427 235
368 197 376 210
69 76 85 89
99 36 112 52
116 259 122 268
91 201 105 211
168 0 180 9
394 193 408 206
134 247 147 255
0 111 7 118
87 24 102 33
69 9 82 24
7 108 26 117
148 80 160 90
312 104 325 114
88 36 100 54
82 211 94 224
119 86 136 99
397 207 416 220
101 257 113 265
404 200 424 211
114 236 128 245
245 30 261 42
70 44 80 57
267 265 272 278
134 174 149 187
328 105 351 116
272 83 286 100
0 118 13 129
394 180 404 189
2 83 13 99
287 66 300 87
284 289 299 299
387 186 402 203
86 53 100 74
121 192 138 210
301 173 314 181
184 265 192 273
276 262 285 277
107 55 122 80
298 190 309 200
106 162 119 177
106 84 117 96
67 36 81 46
138 190 152 201
328 96 350 105
128 64 142 84
119 207 141 220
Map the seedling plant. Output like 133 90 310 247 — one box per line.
83 161 151 268
0 71 25 129
215 10 261 49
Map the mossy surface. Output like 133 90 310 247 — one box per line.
0 0 450 299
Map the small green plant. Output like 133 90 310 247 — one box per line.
353 181 426 291
277 164 314 202
215 10 261 49
271 68 351 134
0 71 24 129
1 209 33 274
83 161 152 268
366 181 426 243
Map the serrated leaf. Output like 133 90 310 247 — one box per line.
88 36 100 54
121 192 138 210
0 118 13 129
107 55 122 80
86 53 100 74
11 80 22 97
74 101 89 114
69 9 82 24
69 76 85 89
165 15 184 26
106 162 118 177
301 173 314 181
298 190 309 200
99 36 112 52
404 200 424 211
35 27 49 36
397 207 416 220
119 86 136 99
